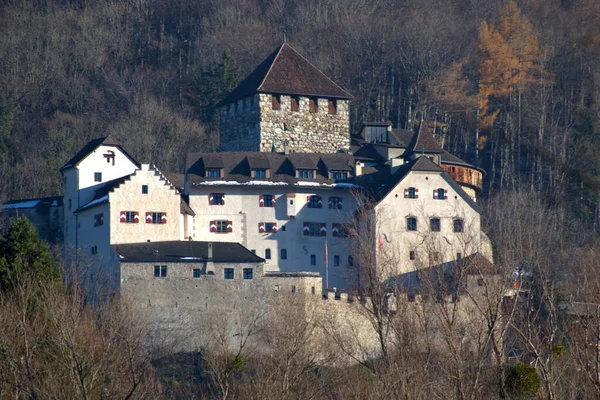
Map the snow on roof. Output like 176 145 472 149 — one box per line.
77 195 109 212
193 180 356 188
2 200 40 209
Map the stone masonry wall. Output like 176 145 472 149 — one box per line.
258 94 350 153
219 95 262 152
219 94 350 153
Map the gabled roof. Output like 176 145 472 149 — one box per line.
218 43 352 106
112 241 264 264
60 136 140 172
411 156 445 173
407 122 442 154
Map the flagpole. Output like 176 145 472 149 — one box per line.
325 238 329 289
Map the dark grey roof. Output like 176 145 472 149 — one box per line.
389 129 415 147
202 153 225 168
218 43 352 106
246 153 271 169
163 172 185 191
186 151 355 187
112 241 264 263
264 271 321 278
2 196 63 210
61 136 140 171
407 123 442 154
181 198 195 217
350 144 386 162
411 156 445 172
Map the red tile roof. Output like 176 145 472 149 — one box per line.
218 43 352 106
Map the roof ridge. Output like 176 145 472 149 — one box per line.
256 43 285 93
264 43 351 98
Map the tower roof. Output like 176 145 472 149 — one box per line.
407 122 443 154
218 43 352 106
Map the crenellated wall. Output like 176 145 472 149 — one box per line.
219 94 350 154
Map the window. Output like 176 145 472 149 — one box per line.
68 199 72 211
253 169 267 178
193 269 201 278
308 195 321 208
94 172 102 182
154 265 167 278
216 220 228 233
281 249 287 260
272 94 281 110
142 185 148 194
262 194 274 207
405 187 417 199
348 256 354 267
243 268 253 279
91 246 98 256
407 217 417 231
207 168 221 178
434 188 446 200
310 254 316 265
224 268 234 279
457 252 462 260
291 285 296 293
331 171 348 180
304 222 323 236
94 213 104 227
291 96 299 112
309 97 318 113
430 218 441 232
151 212 165 224
453 219 464 233
298 169 314 179
211 193 224 205
251 249 256 254
364 125 388 143
328 197 343 209
123 211 137 223
327 99 337 114
265 223 275 232
332 223 350 237
311 286 316 295
265 249 271 259
409 251 416 260
334 255 340 267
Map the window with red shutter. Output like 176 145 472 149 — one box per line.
210 221 217 233
226 221 233 233
303 222 310 236
258 222 265 232
320 223 327 236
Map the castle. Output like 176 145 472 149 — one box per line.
2 43 492 354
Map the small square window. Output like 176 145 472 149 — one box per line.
291 285 296 293
281 249 287 260
94 213 104 227
265 223 275 232
193 269 201 278
263 195 274 207
407 217 417 231
154 266 160 277
142 185 148 194
152 212 164 224
309 196 320 208
310 254 316 266
265 249 271 259
457 252 462 260
453 219 464 233
161 265 167 277
94 172 102 182
91 246 98 255
216 220 228 233
243 268 253 279
334 255 340 267
253 169 267 178
207 169 221 178
311 286 316 295
407 187 416 199
477 278 485 287
430 218 441 232
251 249 256 254
212 193 224 205
224 268 234 279
409 251 416 260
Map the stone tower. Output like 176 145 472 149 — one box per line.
218 43 352 154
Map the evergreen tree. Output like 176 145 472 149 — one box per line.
0 216 59 291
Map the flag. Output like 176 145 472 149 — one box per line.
324 238 328 266
378 234 383 253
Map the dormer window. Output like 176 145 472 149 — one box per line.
309 97 318 113
253 169 268 178
328 99 337 115
297 169 315 179
291 96 299 112
331 171 348 180
207 168 221 178
363 125 389 143
272 94 281 110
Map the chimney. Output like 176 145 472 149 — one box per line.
354 160 363 177
283 140 290 155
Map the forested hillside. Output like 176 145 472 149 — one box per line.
0 0 599 223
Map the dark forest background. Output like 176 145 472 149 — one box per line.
0 0 599 226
